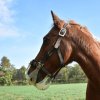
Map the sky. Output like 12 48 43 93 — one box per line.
0 0 100 68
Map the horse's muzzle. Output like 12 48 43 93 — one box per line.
26 63 51 90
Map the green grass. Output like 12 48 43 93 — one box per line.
0 83 87 100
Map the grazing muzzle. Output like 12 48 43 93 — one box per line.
26 60 52 90
26 23 68 90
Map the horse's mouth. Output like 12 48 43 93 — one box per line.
30 76 51 90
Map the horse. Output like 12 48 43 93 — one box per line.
26 11 100 100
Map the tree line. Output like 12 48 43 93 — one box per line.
0 56 87 85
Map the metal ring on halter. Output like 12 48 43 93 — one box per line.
59 28 66 37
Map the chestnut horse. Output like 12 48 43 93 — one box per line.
27 11 100 100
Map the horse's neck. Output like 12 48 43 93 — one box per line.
76 44 100 88
73 30 100 87
80 41 100 99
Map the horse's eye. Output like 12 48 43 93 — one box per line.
43 37 49 45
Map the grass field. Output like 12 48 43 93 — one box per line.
0 83 87 100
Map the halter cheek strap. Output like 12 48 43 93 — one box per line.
54 24 67 66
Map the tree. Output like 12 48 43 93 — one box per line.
53 64 87 84
54 67 68 83
67 64 87 83
1 56 11 68
19 66 26 80
0 67 12 85
12 66 28 85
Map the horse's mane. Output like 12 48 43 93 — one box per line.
68 20 100 53
68 20 93 37
68 20 100 42
98 41 100 47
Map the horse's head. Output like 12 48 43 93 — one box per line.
26 11 74 90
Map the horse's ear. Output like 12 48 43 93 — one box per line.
51 10 64 29
51 10 60 23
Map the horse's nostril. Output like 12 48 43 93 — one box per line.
30 78 32 81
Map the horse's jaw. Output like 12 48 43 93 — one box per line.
35 76 51 90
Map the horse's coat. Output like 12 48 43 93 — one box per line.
27 11 100 100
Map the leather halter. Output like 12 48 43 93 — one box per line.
29 23 67 81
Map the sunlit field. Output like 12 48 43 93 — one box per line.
0 83 87 100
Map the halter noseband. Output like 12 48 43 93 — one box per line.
29 23 68 81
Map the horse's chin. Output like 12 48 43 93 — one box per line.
31 76 51 90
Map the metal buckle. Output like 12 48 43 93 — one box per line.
59 28 66 37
